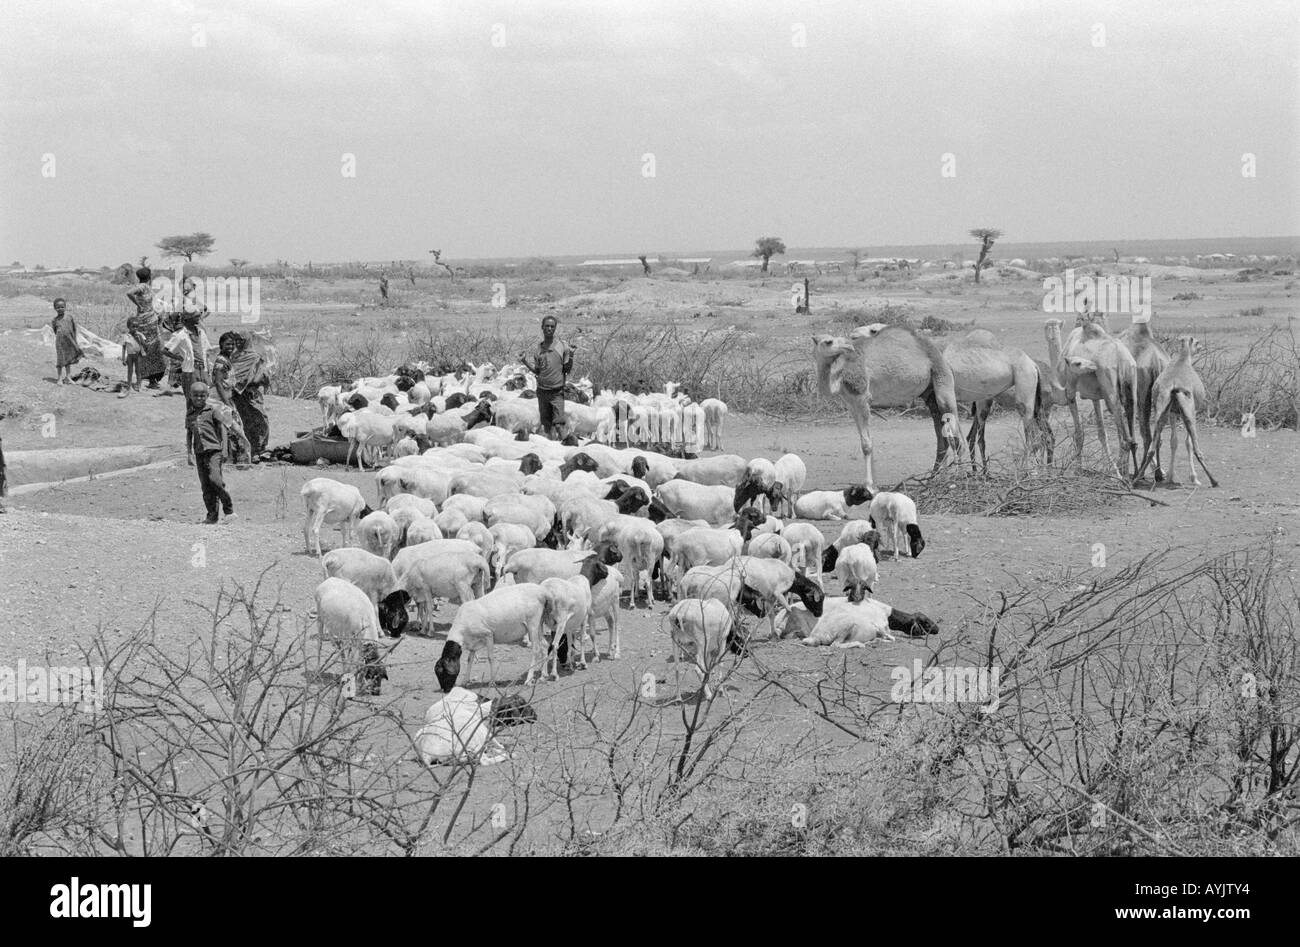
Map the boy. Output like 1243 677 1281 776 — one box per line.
187 382 235 525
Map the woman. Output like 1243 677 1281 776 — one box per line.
50 298 83 385
125 266 165 390
225 333 271 460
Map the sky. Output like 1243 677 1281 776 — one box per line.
1 0 1297 267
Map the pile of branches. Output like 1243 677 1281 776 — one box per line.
894 459 1164 517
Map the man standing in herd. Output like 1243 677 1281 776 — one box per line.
521 315 574 440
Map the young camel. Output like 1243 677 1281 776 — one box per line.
1117 318 1172 482
935 328 1054 471
812 326 963 491
1045 315 1138 477
1132 336 1219 487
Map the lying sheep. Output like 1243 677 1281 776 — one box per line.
799 596 939 647
302 478 374 557
792 485 874 521
434 582 555 686
665 598 743 701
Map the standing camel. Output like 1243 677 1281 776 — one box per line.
1117 318 1172 482
1045 315 1138 477
812 326 963 491
934 328 1054 471
1132 337 1218 487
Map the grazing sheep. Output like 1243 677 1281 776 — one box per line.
321 548 411 636
666 510 763 585
301 478 374 557
500 541 621 585
822 521 883 572
357 510 400 560
799 596 939 647
792 486 874 520
834 542 878 602
441 492 487 523
746 530 793 565
405 516 444 547
339 412 399 472
314 577 389 690
725 556 826 639
654 480 737 525
449 469 525 500
585 564 624 661
665 598 742 701
597 514 666 607
782 521 825 584
868 491 925 560
455 521 495 570
400 549 490 633
676 454 749 487
489 522 537 575
678 562 745 607
433 507 470 536
539 558 609 676
484 493 558 543
435 583 555 686
385 492 437 519
395 466 454 505
772 453 808 518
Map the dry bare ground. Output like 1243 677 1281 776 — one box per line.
1 265 1297 854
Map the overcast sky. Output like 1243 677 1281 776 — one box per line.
2 0 1296 266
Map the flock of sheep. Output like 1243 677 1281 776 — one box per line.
301 359 940 713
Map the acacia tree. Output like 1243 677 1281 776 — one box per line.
156 232 215 262
229 258 248 269
845 248 865 271
969 228 1001 283
752 237 786 274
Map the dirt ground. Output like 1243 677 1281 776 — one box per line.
1 270 1297 852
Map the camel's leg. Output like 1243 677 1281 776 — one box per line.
1092 401 1118 476
1165 410 1180 485
1067 398 1085 468
1095 372 1134 476
1174 391 1218 487
1133 389 1175 484
850 400 876 491
923 389 958 473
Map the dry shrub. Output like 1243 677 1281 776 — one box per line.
1185 323 1298 430
895 457 1159 517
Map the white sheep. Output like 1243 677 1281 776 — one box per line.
722 555 826 639
357 509 400 559
700 398 728 450
385 492 437 519
597 514 665 607
799 596 940 647
484 493 557 543
653 480 736 525
792 486 874 521
772 453 808 518
488 522 537 575
746 531 793 565
500 546 617 586
868 491 925 560
665 598 736 701
437 583 555 686
675 454 749 487
585 564 624 661
455 521 495 566
834 542 879 602
301 478 373 557
441 492 487 523
405 516 444 547
400 548 490 632
313 577 382 685
782 521 825 584
822 521 882 572
540 565 605 676
339 412 398 472
433 507 470 536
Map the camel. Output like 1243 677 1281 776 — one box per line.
1045 314 1139 477
812 325 963 491
1117 319 1172 482
934 328 1054 472
1132 336 1218 487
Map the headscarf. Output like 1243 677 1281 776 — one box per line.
227 332 266 393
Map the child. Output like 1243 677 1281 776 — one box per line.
187 382 235 525
50 298 83 385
